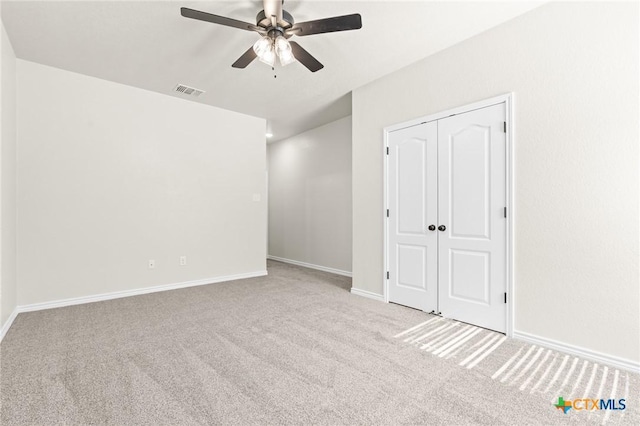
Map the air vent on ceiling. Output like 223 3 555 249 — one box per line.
174 84 205 97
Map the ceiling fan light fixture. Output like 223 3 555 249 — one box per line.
258 47 276 66
274 35 289 52
274 36 296 66
253 35 275 65
278 48 296 66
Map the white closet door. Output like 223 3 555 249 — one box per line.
436 103 507 332
388 122 438 312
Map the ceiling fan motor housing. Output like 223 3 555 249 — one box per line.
256 9 294 31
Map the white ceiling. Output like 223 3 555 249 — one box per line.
1 1 542 142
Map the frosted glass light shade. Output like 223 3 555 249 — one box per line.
278 48 296 66
274 36 296 67
259 48 276 66
253 36 275 66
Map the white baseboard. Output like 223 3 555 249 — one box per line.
267 255 352 277
16 270 268 314
350 287 385 302
0 307 19 344
513 330 640 374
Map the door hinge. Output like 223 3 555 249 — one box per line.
386 209 389 218
386 271 390 280
503 121 507 133
504 292 507 303
504 207 507 218
386 146 389 155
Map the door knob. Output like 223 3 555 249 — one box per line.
438 225 446 231
428 225 436 231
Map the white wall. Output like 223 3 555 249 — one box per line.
0 19 17 330
352 2 639 363
17 60 266 306
268 117 352 274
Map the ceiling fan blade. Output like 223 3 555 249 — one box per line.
180 7 263 33
286 14 362 37
231 47 258 69
289 42 323 72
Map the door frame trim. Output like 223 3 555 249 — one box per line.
382 93 515 337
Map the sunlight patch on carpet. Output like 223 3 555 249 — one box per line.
395 317 639 425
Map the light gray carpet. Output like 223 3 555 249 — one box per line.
1 260 638 425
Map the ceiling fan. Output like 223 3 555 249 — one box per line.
181 0 362 72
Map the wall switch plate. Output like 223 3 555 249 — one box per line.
180 256 187 266
252 193 261 202
148 259 155 269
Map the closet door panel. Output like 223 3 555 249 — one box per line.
437 104 507 332
387 122 438 312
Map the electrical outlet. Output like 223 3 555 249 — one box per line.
180 256 187 266
148 259 155 269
